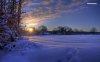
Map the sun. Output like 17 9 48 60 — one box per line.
27 28 34 33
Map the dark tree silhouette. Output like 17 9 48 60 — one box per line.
90 27 97 33
57 26 66 34
38 25 48 35
0 0 23 48
65 26 73 32
73 28 79 32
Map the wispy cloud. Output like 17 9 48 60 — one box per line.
21 0 93 28
87 3 97 5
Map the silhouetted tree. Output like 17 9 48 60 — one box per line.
65 26 73 32
73 28 79 32
0 0 23 48
56 26 66 34
52 26 73 35
38 25 48 35
52 28 58 34
90 27 97 33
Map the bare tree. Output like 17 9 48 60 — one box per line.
0 0 23 48
38 25 48 35
90 27 97 33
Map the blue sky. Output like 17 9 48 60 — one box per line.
42 4 100 31
22 0 100 31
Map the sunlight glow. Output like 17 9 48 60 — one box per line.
27 28 34 33
21 16 40 28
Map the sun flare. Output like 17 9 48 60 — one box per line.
27 28 34 33
21 16 40 28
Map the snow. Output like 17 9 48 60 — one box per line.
24 35 100 47
0 35 100 62
5 38 44 51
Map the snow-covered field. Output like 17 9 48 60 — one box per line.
0 35 100 62
25 35 100 48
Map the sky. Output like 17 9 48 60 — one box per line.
21 0 100 31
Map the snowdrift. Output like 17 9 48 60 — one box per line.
1 38 77 62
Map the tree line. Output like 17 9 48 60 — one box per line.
23 25 99 35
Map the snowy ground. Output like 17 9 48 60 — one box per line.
0 35 100 62
24 35 100 48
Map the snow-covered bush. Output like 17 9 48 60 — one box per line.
5 39 43 51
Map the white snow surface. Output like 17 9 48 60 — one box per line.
0 35 100 62
24 35 100 48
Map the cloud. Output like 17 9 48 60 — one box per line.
21 0 92 28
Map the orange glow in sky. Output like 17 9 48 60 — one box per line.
21 16 40 28
27 28 34 33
